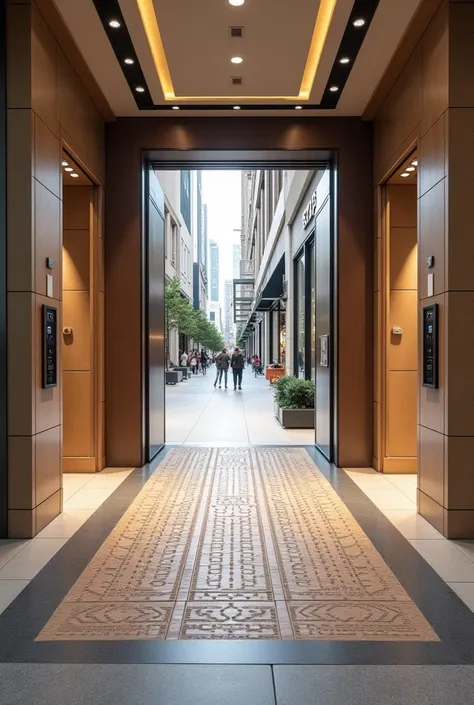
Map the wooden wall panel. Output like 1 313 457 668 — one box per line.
5 0 105 537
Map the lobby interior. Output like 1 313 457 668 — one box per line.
3 0 474 703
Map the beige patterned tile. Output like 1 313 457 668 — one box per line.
36 447 438 642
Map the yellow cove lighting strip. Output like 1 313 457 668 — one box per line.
136 0 338 102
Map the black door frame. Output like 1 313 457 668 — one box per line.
0 2 7 537
144 153 336 462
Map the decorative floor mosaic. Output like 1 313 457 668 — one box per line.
37 448 438 642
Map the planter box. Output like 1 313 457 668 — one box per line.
174 366 189 380
166 370 183 385
274 402 314 429
266 367 285 384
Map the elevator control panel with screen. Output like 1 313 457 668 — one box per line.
422 304 438 388
42 305 57 389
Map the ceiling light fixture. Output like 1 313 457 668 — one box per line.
108 19 121 28
231 56 243 64
406 166 415 172
329 86 339 92
295 105 303 110
229 0 245 5
135 86 145 92
64 167 73 172
339 57 350 64
70 173 79 178
401 172 410 178
172 106 180 110
353 18 366 27
233 106 241 110
61 160 68 167
124 58 134 65
411 160 418 166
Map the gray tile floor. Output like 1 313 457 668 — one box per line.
2 664 474 704
0 664 275 705
273 665 474 704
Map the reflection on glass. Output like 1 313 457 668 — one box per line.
297 255 306 378
279 310 286 365
310 242 316 381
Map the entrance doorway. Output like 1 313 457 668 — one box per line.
147 161 335 454
376 152 418 473
61 152 104 475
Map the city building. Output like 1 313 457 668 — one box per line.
4 2 474 699
155 170 193 364
192 173 208 313
223 280 234 347
232 243 240 279
209 240 219 302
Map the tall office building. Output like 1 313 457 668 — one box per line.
209 240 219 302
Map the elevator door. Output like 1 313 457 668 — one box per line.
146 171 165 461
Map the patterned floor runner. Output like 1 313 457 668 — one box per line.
37 447 438 641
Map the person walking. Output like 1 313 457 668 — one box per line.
200 350 208 375
214 348 230 389
231 347 245 390
180 350 188 367
190 352 198 375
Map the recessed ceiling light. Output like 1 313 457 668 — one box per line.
70 173 79 178
406 166 415 172
64 167 73 172
339 57 350 64
135 86 145 93
329 86 339 92
229 0 245 5
124 58 134 65
295 106 303 110
172 106 180 110
231 56 243 64
108 19 121 28
62 160 68 167
233 106 241 110
353 18 366 27
411 159 418 166
401 172 410 178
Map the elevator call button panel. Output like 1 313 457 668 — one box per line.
42 305 57 389
422 304 438 389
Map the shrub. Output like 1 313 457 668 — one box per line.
274 376 315 409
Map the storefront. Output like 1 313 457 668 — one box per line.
292 168 334 460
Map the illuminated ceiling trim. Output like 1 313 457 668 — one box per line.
136 0 338 102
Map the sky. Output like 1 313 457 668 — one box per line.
202 171 242 301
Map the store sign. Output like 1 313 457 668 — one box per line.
302 190 318 229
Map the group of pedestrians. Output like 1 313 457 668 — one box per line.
180 349 209 375
213 347 245 390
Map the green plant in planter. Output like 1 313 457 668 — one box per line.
274 376 315 409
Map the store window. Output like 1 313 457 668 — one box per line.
294 237 316 381
309 240 316 382
295 254 306 378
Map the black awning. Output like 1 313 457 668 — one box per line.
255 256 285 311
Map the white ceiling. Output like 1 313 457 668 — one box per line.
52 0 424 117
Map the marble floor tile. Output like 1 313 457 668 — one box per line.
0 539 67 580
409 540 474 582
0 540 30 571
0 580 30 615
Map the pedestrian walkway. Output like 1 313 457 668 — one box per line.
166 366 313 445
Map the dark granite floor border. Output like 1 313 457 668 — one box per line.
0 445 474 665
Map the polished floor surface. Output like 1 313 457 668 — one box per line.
165 366 314 445
3 434 474 702
37 447 435 642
